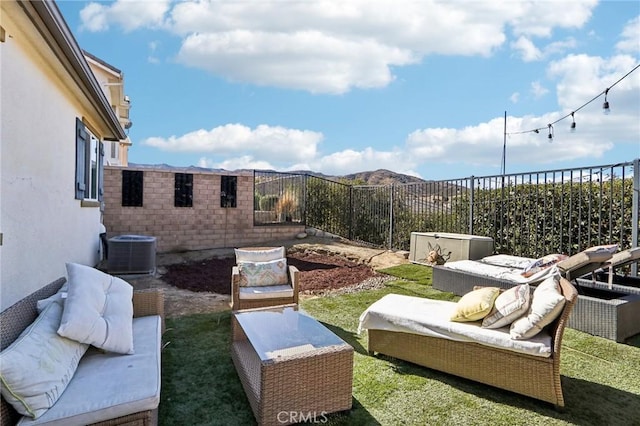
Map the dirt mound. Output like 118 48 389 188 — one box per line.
162 251 378 295
125 238 409 317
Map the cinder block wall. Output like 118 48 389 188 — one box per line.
103 166 304 253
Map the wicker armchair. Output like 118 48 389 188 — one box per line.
231 246 300 311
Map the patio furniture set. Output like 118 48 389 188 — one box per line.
3 241 635 425
229 246 353 426
230 243 639 423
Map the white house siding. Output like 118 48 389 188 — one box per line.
0 2 117 311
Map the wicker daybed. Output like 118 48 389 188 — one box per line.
431 248 640 342
0 278 164 426
362 277 577 408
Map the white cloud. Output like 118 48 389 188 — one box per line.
198 156 274 171
510 92 520 103
616 16 640 54
78 0 600 94
144 52 638 177
147 41 160 64
79 0 170 32
512 36 577 62
143 124 323 164
511 36 542 62
176 30 414 94
530 81 548 99
311 148 407 175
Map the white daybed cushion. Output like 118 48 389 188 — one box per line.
442 260 559 284
235 247 285 262
58 263 134 355
0 300 89 419
358 293 553 357
480 254 534 269
18 315 162 426
239 285 294 300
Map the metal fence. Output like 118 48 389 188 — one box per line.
254 158 639 263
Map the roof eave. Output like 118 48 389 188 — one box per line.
21 0 126 141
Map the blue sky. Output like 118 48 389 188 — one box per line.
57 0 640 180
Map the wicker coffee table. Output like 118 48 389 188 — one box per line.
231 305 354 426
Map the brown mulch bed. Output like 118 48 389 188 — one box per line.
162 251 378 294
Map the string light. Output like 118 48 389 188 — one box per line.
603 88 610 115
505 63 639 138
570 112 576 132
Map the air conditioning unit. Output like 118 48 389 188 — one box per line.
108 235 156 274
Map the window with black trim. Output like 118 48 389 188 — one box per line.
221 175 237 207
75 118 104 204
175 173 193 207
122 170 143 206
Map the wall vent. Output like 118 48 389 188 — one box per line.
108 235 156 274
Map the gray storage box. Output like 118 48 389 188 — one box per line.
410 232 494 264
107 235 156 274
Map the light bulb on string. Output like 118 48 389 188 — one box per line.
570 112 576 132
547 124 554 142
603 88 611 115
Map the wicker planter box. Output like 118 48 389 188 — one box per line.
567 287 640 343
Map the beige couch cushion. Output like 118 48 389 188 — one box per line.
0 300 89 419
235 247 285 262
18 315 162 426
57 263 134 355
239 285 294 300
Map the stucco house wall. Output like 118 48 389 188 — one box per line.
0 1 125 311
103 166 304 252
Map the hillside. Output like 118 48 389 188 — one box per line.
341 169 426 185
129 163 441 187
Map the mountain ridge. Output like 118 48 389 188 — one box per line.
128 163 428 185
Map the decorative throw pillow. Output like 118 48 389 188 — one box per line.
235 246 286 263
57 263 134 354
482 284 531 329
0 299 89 419
238 258 288 287
521 254 568 278
450 287 500 322
510 275 566 340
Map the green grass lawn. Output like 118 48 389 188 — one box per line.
159 265 640 425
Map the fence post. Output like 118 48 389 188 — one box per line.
469 176 475 235
633 158 639 276
389 185 394 249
